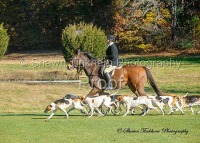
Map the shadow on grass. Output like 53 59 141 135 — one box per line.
0 113 45 116
163 90 200 95
0 113 90 117
0 113 188 120
144 87 200 95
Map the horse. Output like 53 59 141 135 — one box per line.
67 49 163 99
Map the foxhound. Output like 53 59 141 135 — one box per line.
44 94 88 121
180 93 200 115
117 95 160 116
44 98 72 121
80 95 117 118
149 95 184 115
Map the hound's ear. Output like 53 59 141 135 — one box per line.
117 96 122 101
45 105 52 111
79 96 85 101
75 49 81 55
72 98 79 102
120 96 123 101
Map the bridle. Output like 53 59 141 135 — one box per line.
69 52 102 78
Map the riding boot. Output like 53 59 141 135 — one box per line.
104 72 113 90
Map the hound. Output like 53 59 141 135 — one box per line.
67 98 88 115
117 95 159 116
149 95 184 115
44 98 72 121
109 94 125 115
180 93 200 115
80 95 116 118
64 94 79 99
44 94 88 121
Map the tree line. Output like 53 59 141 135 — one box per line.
0 0 199 53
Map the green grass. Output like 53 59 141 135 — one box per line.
0 53 200 143
0 111 199 143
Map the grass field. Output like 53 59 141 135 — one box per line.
0 51 200 143
0 112 199 143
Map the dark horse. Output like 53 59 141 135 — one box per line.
67 50 163 98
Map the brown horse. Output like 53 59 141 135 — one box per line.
67 50 162 98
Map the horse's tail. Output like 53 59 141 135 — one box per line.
142 66 163 98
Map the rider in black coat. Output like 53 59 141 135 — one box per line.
106 39 119 66
104 35 119 90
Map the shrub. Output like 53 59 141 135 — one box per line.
192 15 200 47
62 22 107 61
137 43 156 53
0 23 9 59
177 39 193 49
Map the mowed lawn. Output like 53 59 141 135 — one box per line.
0 112 199 143
0 52 200 143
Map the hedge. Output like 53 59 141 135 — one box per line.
62 22 107 61
0 23 9 59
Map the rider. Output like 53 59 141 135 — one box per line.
104 34 119 90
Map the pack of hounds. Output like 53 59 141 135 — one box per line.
44 92 200 121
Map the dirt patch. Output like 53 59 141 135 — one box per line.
0 70 79 81
0 50 81 81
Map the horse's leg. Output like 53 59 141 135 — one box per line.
127 83 140 97
135 77 147 96
86 88 99 96
137 86 147 96
98 90 109 95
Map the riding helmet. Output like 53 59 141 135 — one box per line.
107 34 115 42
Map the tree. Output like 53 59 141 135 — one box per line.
113 0 171 51
0 23 9 59
62 22 107 61
0 0 114 52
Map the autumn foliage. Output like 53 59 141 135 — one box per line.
0 0 199 54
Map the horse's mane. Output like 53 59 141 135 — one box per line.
83 52 98 62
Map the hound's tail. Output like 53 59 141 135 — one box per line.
184 92 188 97
142 66 163 98
110 89 120 96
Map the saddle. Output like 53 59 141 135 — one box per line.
90 61 124 90
98 63 122 77
98 59 123 77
